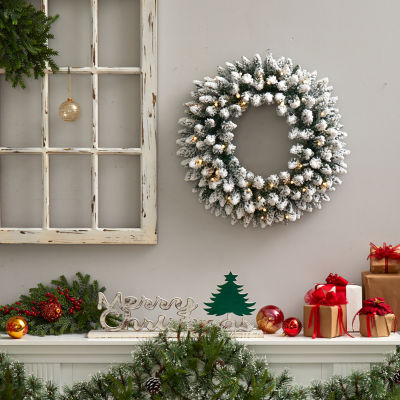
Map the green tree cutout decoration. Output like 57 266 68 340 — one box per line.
204 272 256 328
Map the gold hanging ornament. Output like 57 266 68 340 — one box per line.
59 67 80 122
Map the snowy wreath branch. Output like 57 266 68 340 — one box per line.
177 53 349 228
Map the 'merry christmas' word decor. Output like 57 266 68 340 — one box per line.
177 53 349 227
95 292 198 333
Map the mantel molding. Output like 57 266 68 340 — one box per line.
0 333 398 386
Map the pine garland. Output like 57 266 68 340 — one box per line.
0 0 58 88
0 353 58 400
1 324 400 399
0 273 118 336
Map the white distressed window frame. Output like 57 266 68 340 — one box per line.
0 0 157 244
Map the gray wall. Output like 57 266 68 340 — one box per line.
0 0 398 323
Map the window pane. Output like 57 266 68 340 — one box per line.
99 75 140 148
49 74 92 148
0 155 42 227
48 0 91 67
0 77 41 147
99 155 140 228
99 0 140 67
50 155 91 228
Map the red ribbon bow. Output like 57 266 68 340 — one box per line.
325 273 348 286
368 242 400 273
360 297 393 316
306 286 340 306
305 286 352 339
313 273 348 305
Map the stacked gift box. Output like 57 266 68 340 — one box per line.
303 273 360 338
362 242 400 333
301 242 399 339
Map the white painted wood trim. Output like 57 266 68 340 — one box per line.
0 0 157 244
0 147 142 155
0 228 151 244
0 67 141 75
139 0 157 242
91 0 99 230
41 0 50 229
0 333 398 387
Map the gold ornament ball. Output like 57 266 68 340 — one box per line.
59 97 80 122
6 316 28 339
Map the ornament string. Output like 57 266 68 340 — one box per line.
68 66 72 100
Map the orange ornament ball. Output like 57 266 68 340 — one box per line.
256 305 284 334
6 316 28 339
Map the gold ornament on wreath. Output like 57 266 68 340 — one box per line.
177 53 349 228
59 67 80 122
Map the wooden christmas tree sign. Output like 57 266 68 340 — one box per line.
204 272 261 336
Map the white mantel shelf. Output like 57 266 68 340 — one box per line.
1 332 399 387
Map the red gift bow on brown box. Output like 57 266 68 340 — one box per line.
305 286 352 339
352 297 397 336
368 242 400 273
314 273 348 305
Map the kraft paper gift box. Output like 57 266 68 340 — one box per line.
359 314 396 337
304 305 347 338
315 283 362 332
362 271 400 331
368 243 400 274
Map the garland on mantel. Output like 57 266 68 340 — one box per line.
0 273 119 336
1 325 400 399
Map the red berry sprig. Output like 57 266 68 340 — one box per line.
57 287 83 314
0 287 83 318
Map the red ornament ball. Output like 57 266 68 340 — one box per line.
282 317 302 337
41 302 63 322
256 305 284 334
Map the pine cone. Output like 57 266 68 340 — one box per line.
213 359 226 369
145 377 161 394
393 371 400 384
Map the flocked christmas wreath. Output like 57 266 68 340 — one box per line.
177 54 349 228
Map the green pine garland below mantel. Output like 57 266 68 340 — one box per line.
1 324 400 399
0 0 59 88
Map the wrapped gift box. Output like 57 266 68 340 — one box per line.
359 314 395 337
368 243 400 274
361 271 400 331
316 284 362 331
304 305 347 338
